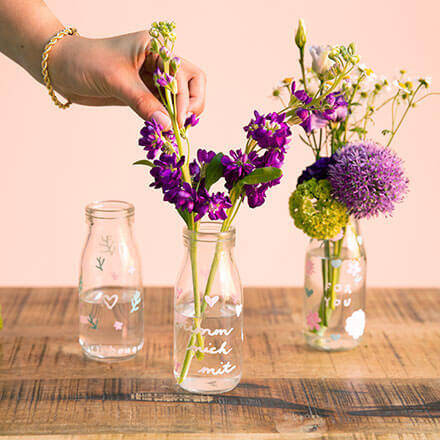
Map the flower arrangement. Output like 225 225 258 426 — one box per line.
276 19 437 343
134 21 342 383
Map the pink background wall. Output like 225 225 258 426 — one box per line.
1 0 439 287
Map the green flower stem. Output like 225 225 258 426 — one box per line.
178 198 239 384
329 234 344 309
317 232 344 333
386 83 423 147
299 47 308 94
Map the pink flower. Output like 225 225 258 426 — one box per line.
306 311 321 331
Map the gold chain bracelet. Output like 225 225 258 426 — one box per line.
41 27 79 110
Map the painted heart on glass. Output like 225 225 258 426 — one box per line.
205 295 219 308
331 259 342 269
235 304 243 317
330 334 341 341
103 294 118 310
305 287 314 298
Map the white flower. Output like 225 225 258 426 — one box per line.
309 45 334 76
345 309 365 340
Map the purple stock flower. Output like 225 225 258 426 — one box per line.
139 120 177 159
194 187 232 221
295 89 312 104
328 141 409 219
164 182 196 213
153 68 174 88
184 114 200 128
244 111 292 150
297 156 336 185
139 119 165 159
244 178 281 208
189 148 216 183
221 149 256 190
150 153 184 190
254 149 285 169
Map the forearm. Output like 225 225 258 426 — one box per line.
0 0 63 83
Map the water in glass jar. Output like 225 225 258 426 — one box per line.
174 301 243 394
79 286 144 360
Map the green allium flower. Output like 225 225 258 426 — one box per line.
289 178 348 240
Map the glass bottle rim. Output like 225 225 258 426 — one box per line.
183 222 236 243
85 200 134 220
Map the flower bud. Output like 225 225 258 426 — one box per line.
170 57 181 74
149 28 159 39
348 42 356 55
170 78 178 94
295 19 307 49
150 38 159 54
159 46 171 62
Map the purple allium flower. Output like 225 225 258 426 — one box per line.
243 111 292 150
297 156 336 185
221 149 256 190
184 114 200 128
328 141 409 219
194 187 232 221
150 153 184 190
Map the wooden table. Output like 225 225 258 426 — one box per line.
0 287 439 439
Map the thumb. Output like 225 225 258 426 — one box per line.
115 76 171 129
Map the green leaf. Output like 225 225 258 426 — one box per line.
237 167 282 188
133 159 154 167
204 153 224 190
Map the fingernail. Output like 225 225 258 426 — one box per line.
151 111 171 130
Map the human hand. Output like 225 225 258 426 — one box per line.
49 31 206 128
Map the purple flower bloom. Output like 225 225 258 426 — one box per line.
139 120 177 159
295 89 312 104
150 153 184 190
153 68 174 88
164 182 196 213
291 80 296 94
254 149 285 169
244 111 292 150
221 149 256 190
184 114 200 128
328 141 409 219
189 148 216 183
325 93 348 122
194 187 232 221
245 185 267 208
297 156 336 185
300 112 328 133
139 119 165 159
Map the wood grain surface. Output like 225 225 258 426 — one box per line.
0 287 439 439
